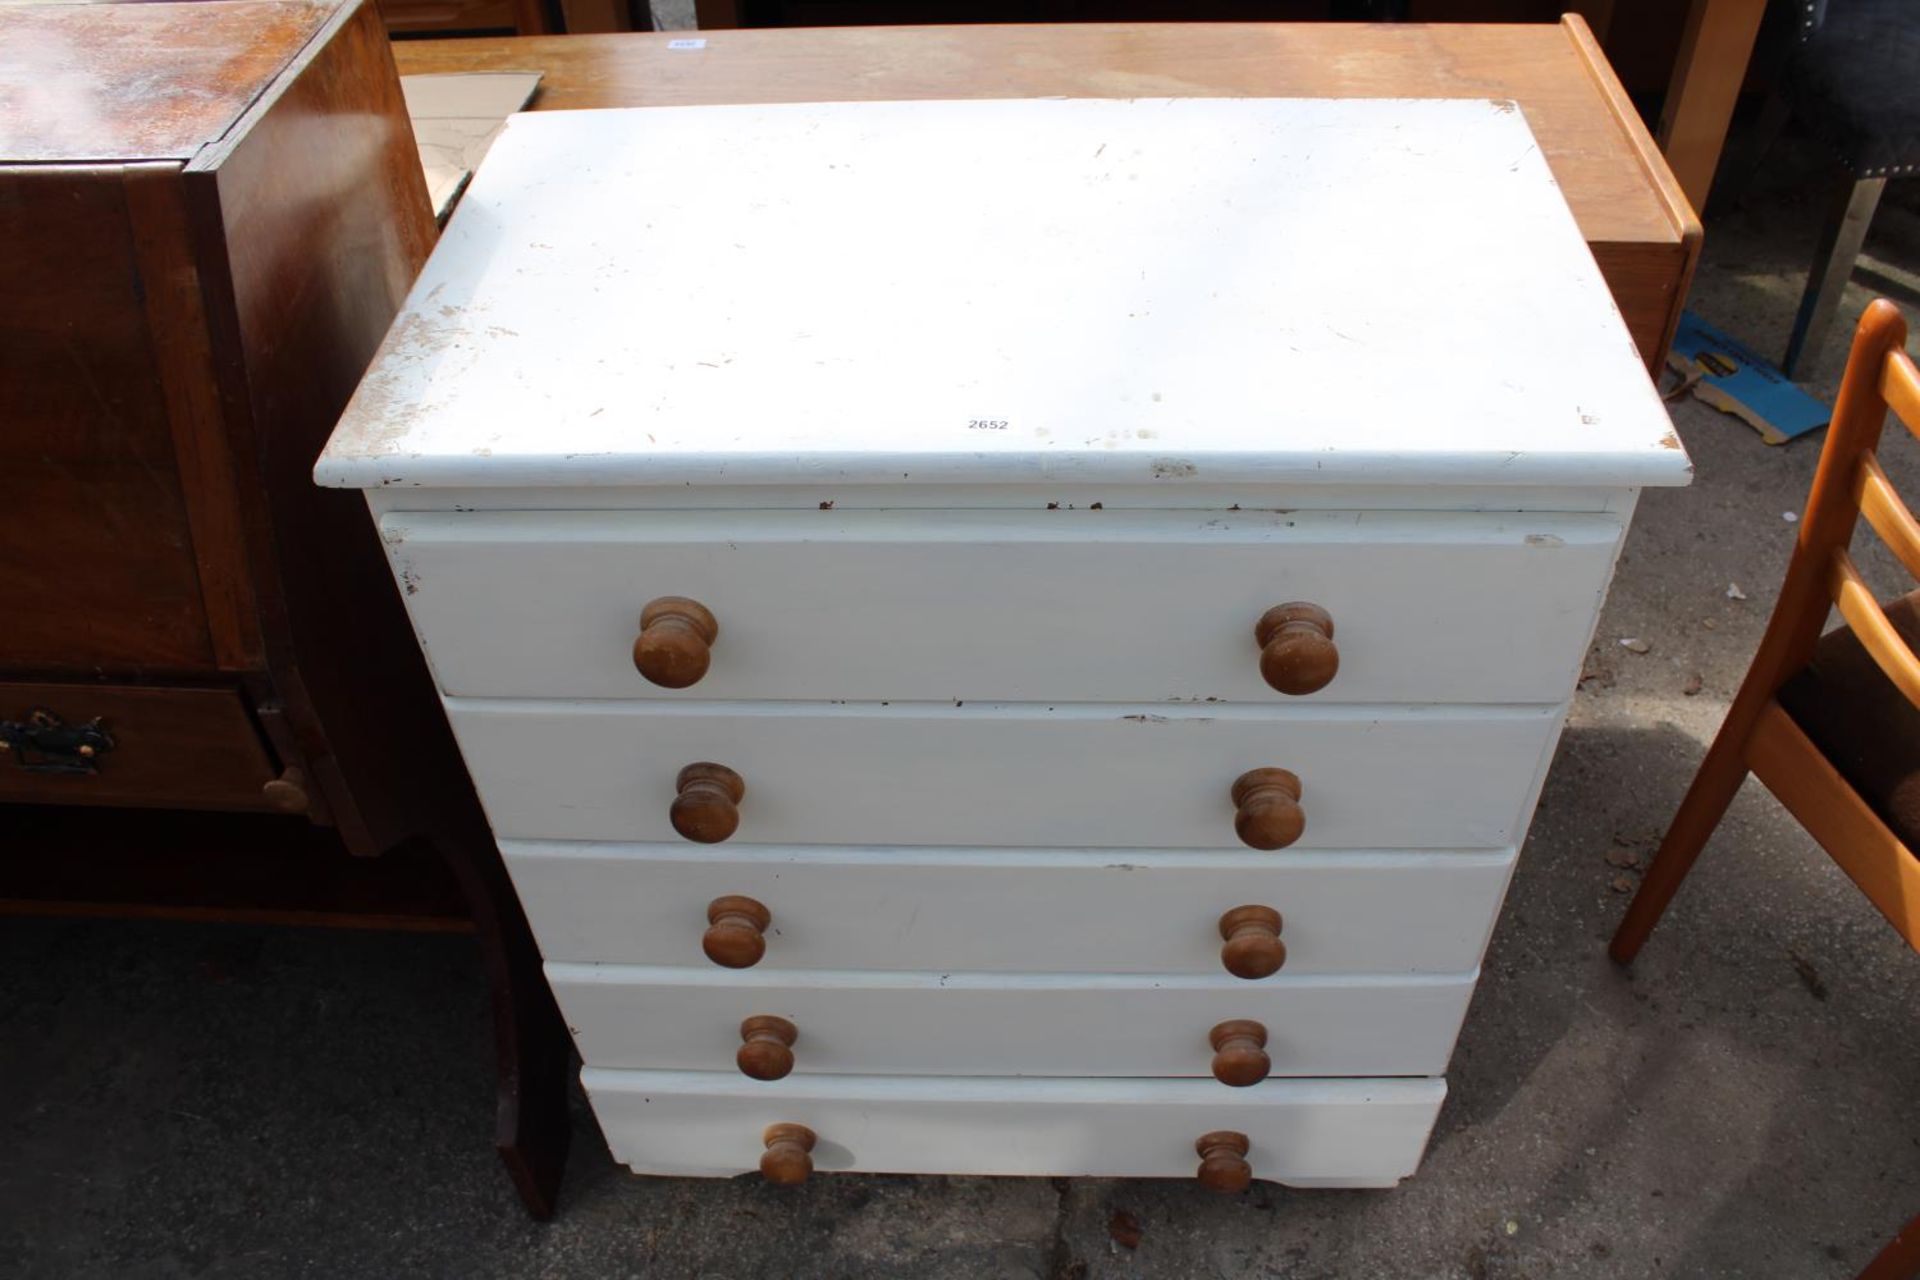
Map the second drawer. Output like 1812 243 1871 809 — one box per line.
452 701 1563 849
548 964 1477 1078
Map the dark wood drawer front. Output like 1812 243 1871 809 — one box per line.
0 169 215 674
0 683 284 811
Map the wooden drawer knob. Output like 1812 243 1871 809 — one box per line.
760 1123 816 1185
1219 905 1286 979
738 1014 798 1080
1209 1019 1271 1087
1231 768 1304 850
260 767 310 814
1196 1130 1253 1192
672 762 744 843
1256 602 1337 695
634 596 718 689
703 894 771 968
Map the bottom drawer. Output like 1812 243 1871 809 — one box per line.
583 1069 1446 1187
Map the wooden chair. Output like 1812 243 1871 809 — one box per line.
1611 298 1920 964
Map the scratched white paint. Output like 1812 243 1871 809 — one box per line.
317 97 1690 1185
315 98 1689 491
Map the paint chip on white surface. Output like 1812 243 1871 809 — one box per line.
1783 511 1799 522
315 99 1694 492
1620 638 1650 654
1727 583 1747 600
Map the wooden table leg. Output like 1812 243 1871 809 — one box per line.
1657 0 1769 214
433 821 574 1220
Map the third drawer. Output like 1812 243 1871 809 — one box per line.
503 842 1517 974
549 963 1478 1078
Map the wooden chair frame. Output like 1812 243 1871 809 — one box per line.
1612 299 1920 961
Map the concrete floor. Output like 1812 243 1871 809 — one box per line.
4 126 1919 1279
650 0 695 28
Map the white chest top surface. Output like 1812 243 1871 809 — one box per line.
316 97 1688 492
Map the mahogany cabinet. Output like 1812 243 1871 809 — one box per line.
0 0 569 1217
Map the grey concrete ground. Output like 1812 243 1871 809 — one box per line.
649 0 695 29
3 126 1919 1279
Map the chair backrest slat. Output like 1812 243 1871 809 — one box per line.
1855 455 1920 579
1883 349 1920 438
1830 547 1920 709
1739 302 1908 700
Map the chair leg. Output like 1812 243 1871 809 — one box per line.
1783 173 1886 379
1857 1210 1920 1280
1609 718 1755 965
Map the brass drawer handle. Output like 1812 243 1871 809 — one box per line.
0 708 113 775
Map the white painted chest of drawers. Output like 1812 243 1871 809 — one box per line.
319 98 1690 1189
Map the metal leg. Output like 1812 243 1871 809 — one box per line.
1784 173 1886 379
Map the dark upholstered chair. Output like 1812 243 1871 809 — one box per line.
1772 0 1919 377
1613 300 1920 963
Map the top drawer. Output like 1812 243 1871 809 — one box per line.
382 508 1621 704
